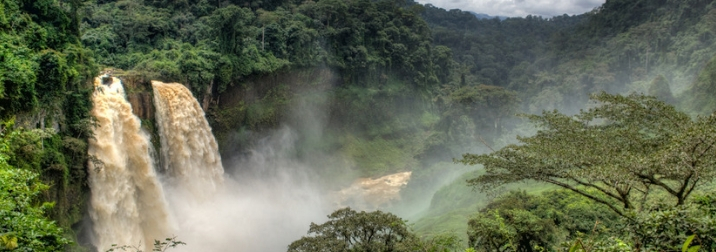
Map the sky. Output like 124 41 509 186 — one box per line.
415 0 607 17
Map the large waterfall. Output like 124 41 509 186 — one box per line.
152 81 224 197
88 76 329 252
87 76 173 251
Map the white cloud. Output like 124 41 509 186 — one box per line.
416 0 606 17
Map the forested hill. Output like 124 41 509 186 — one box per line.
419 3 586 88
420 0 716 114
1 0 97 250
79 0 716 117
82 0 448 95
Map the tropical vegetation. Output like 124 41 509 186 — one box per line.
2 0 716 250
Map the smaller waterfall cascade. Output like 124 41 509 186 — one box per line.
152 81 224 197
87 76 173 251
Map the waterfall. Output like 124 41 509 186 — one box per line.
87 77 327 251
152 81 224 198
87 76 173 251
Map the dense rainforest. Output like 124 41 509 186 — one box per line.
2 0 716 251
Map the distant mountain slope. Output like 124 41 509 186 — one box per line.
420 0 716 114
419 3 585 89
467 11 508 20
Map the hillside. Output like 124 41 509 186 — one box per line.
2 0 716 250
0 0 97 250
421 0 716 114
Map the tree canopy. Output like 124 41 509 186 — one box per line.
467 190 619 252
0 126 70 251
287 207 419 252
461 93 716 216
0 0 96 248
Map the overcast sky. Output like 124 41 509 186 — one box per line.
416 0 606 17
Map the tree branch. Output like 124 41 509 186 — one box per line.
675 171 694 205
637 173 678 197
568 177 624 204
696 137 716 159
475 133 495 152
543 178 626 217
685 176 700 201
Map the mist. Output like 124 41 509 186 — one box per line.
165 126 331 252
158 67 481 250
160 79 339 251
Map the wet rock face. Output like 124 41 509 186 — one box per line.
101 75 112 85
127 93 154 120
117 74 155 121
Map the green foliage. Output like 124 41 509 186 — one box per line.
461 93 716 217
683 235 700 252
4 125 51 170
436 84 519 145
288 207 420 252
0 34 39 113
421 5 584 88
82 0 445 96
624 194 716 251
0 234 18 250
561 192 716 251
467 190 618 252
0 0 95 118
648 75 674 104
0 2 96 249
410 233 465 252
582 0 669 38
341 135 415 176
458 92 716 251
686 54 716 114
424 0 716 114
565 236 632 252
0 127 70 251
409 168 554 246
0 120 89 233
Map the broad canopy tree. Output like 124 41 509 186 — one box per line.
461 93 716 217
288 207 419 252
